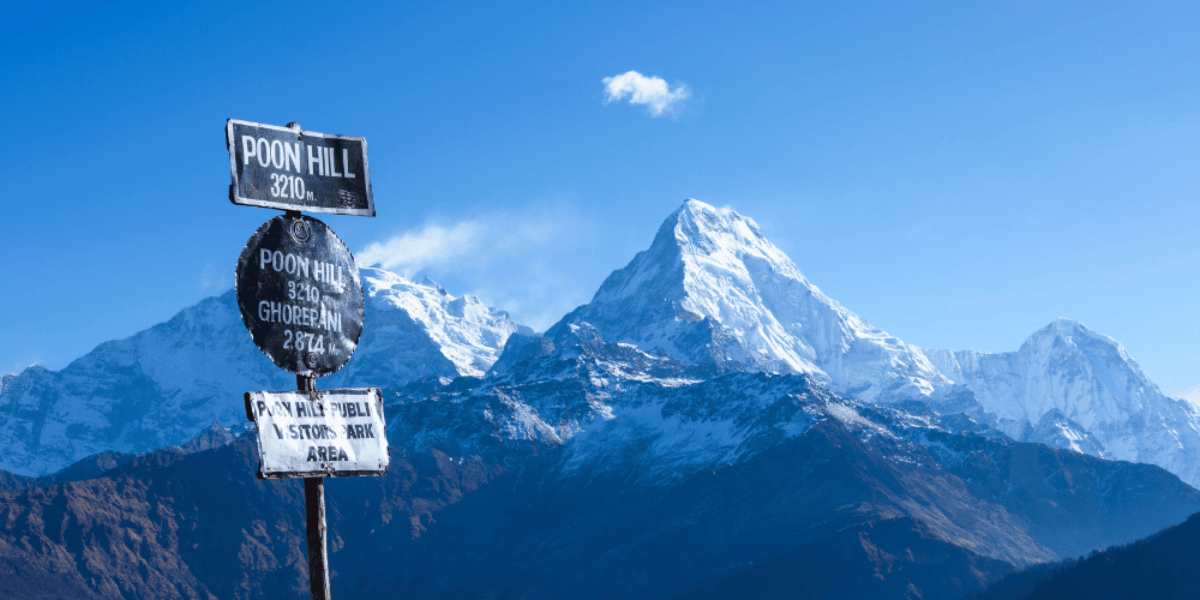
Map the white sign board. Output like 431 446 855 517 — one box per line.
245 388 388 479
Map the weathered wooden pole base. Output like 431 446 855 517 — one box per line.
304 477 331 600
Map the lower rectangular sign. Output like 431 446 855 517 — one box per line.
245 388 388 479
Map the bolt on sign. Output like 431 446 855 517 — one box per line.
227 119 374 216
235 214 364 377
246 389 387 478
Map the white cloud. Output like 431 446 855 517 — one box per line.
358 221 488 275
357 207 575 278
602 70 690 117
357 203 602 331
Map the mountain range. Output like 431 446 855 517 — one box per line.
0 269 525 476
1 198 1197 598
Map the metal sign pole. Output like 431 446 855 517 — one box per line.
299 374 331 600
230 118 382 600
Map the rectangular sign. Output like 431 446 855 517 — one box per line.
245 388 388 479
227 119 374 216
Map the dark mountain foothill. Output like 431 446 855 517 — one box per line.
666 518 1015 600
974 511 1200 600
0 422 235 492
0 450 136 492
0 434 512 600
854 404 1200 560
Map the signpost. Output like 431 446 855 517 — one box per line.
245 388 388 478
227 120 374 216
235 214 364 377
227 119 382 600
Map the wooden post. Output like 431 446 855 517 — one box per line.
299 375 331 600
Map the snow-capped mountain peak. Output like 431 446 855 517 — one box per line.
358 267 529 378
1022 318 1143 375
547 198 948 402
931 319 1160 429
926 319 1200 487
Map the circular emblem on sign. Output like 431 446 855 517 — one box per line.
290 219 311 244
235 215 365 377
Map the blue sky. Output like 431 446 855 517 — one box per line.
2 1 1197 397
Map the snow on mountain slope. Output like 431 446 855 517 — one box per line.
925 319 1200 488
400 301 981 486
396 323 851 482
391 322 1200 567
331 268 531 387
546 199 949 403
0 292 290 476
0 268 525 476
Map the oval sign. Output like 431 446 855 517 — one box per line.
235 215 364 377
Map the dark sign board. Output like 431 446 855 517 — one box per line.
227 119 374 217
245 388 388 479
235 215 365 376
